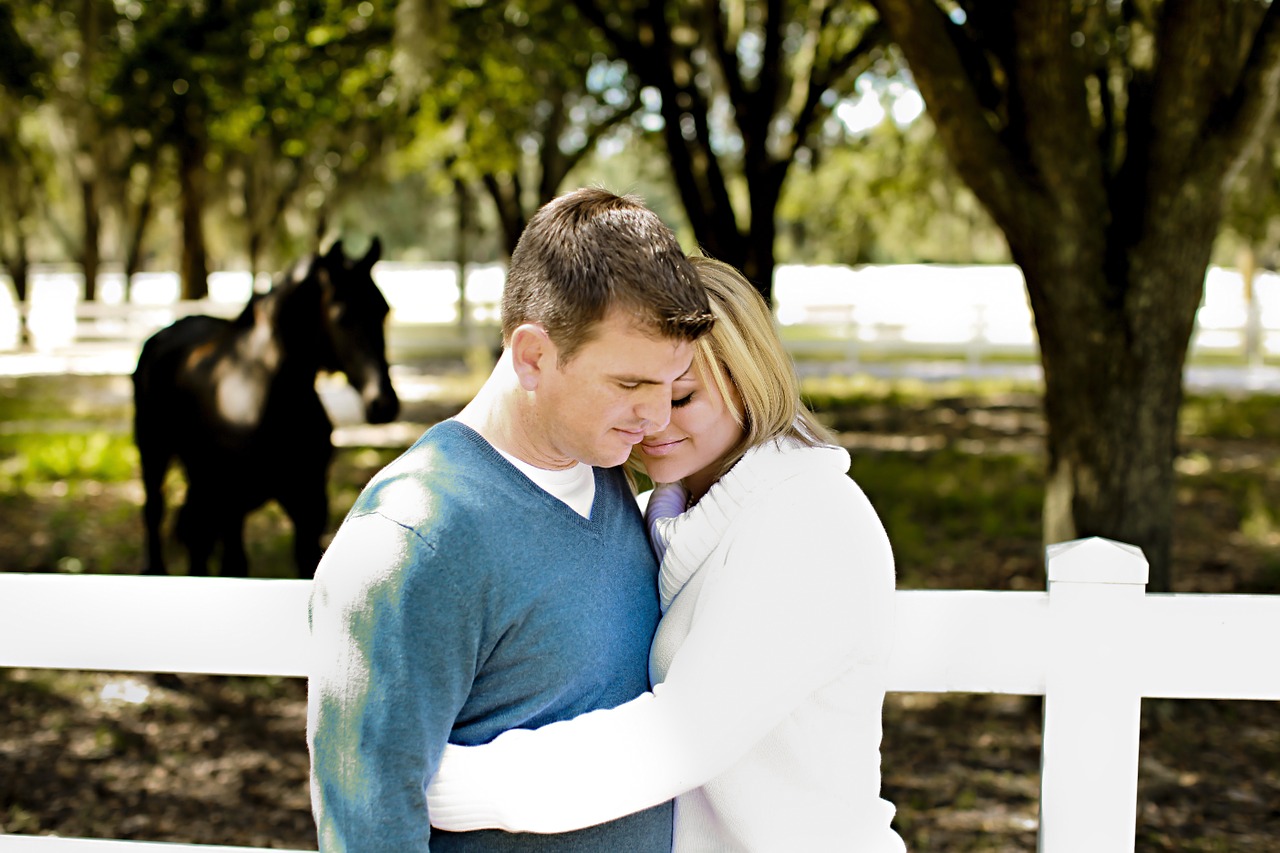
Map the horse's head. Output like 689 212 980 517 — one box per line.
314 238 400 424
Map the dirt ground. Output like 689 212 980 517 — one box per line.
1 372 1277 850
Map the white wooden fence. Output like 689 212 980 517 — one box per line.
5 263 1279 367
1 537 1278 852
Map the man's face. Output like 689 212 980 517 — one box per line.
532 309 695 469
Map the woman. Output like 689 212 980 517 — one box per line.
426 256 905 852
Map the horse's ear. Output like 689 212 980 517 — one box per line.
325 240 345 262
362 237 382 268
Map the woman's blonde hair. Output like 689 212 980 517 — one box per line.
678 255 835 483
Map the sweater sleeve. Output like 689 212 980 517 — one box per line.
644 481 688 562
425 472 895 833
309 512 478 851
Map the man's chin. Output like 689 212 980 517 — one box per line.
596 453 632 469
588 445 636 469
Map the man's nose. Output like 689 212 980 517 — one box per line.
636 386 672 433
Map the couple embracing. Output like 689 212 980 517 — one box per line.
307 188 905 853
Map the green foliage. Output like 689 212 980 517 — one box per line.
0 432 136 488
105 0 400 266
392 0 642 251
849 447 1044 588
2 0 1277 282
0 2 44 96
1181 393 1280 443
1219 96 1280 270
802 373 1039 411
563 128 692 235
778 116 1010 265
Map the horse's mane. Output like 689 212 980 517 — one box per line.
230 252 319 328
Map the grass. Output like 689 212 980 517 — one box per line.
852 448 1045 588
0 432 138 490
1181 392 1280 442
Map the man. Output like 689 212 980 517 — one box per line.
307 188 715 851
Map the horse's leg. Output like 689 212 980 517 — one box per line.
281 487 327 580
279 447 331 580
140 453 170 575
219 510 250 578
135 410 172 576
175 490 216 577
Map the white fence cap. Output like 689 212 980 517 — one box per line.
1046 536 1150 585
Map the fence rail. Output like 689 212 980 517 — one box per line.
2 537 1278 852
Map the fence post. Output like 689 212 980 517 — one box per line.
966 303 988 369
1037 536 1149 853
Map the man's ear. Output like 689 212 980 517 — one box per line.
509 324 553 391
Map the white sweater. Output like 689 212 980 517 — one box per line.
427 439 906 852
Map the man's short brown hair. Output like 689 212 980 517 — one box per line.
501 188 714 362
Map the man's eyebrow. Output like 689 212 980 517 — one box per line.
609 374 666 386
610 363 695 386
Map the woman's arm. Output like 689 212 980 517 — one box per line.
426 473 896 833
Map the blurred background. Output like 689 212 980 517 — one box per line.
2 2 1279 850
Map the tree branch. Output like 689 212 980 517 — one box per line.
786 19 887 163
1008 5 1106 228
1143 0 1236 187
754 0 786 145
1202 2 1280 185
872 0 1030 231
556 98 645 185
706 0 748 120
569 0 645 67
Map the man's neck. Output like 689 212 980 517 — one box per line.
454 354 578 471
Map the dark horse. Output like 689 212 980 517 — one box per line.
133 239 398 579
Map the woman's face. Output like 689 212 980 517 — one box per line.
636 359 745 502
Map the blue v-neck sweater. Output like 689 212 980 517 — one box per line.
307 420 671 851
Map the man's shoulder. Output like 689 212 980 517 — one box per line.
352 421 506 521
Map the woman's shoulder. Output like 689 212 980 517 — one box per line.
731 439 851 493
730 441 883 531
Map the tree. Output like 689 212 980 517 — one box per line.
213 1 399 275
0 0 47 343
873 1 1280 590
571 0 887 300
111 2 247 299
8 0 122 302
395 0 641 255
778 105 1009 265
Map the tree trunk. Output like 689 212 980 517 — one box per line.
1239 245 1263 368
482 173 526 258
571 0 881 306
1026 250 1201 595
122 166 156 304
80 177 100 302
742 167 786 304
248 227 265 283
653 73 749 274
177 133 209 301
6 240 31 348
454 177 471 336
1016 138 1225 592
73 0 101 303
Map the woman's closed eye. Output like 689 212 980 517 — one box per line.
672 392 694 409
